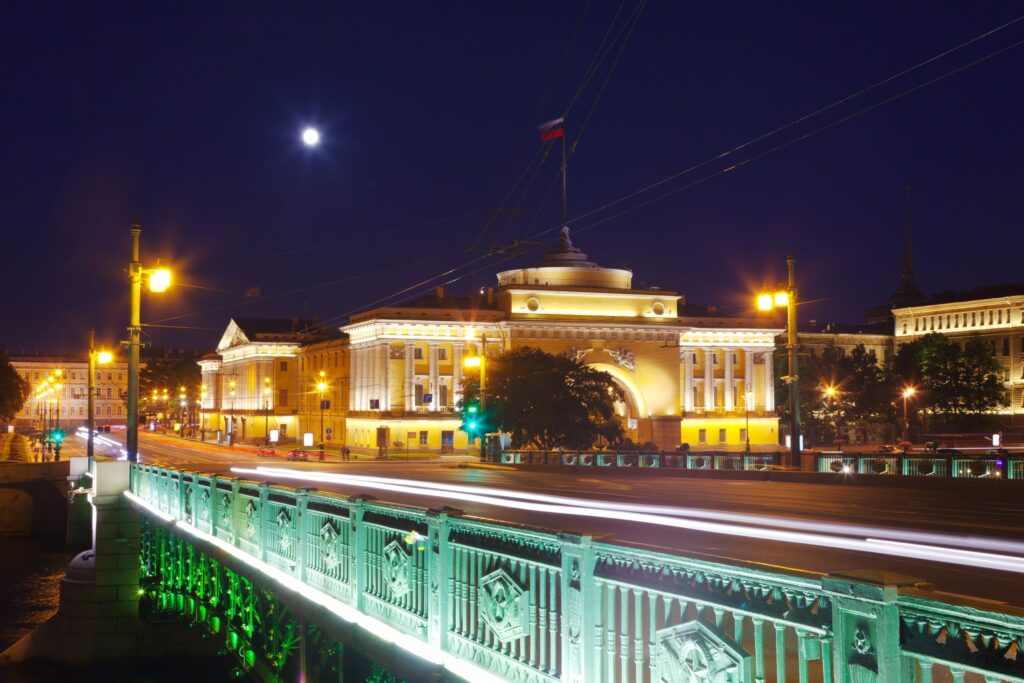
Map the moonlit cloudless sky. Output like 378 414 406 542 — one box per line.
2 2 1023 354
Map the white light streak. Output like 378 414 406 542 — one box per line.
233 466 1024 575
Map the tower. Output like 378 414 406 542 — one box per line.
888 185 926 309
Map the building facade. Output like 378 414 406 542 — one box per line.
11 356 131 429
342 228 781 451
198 319 326 444
794 322 894 368
893 289 1024 414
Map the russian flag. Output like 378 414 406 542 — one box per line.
538 117 565 141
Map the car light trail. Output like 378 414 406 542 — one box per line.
245 466 1024 557
232 467 1024 574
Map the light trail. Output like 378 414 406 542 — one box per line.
232 466 1024 574
246 466 1024 556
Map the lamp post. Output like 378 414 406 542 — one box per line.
126 224 171 462
263 376 271 445
824 385 838 446
200 384 207 441
745 390 754 453
757 254 801 467
228 380 236 444
316 370 328 455
902 386 916 442
87 328 113 466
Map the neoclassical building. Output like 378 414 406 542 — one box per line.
342 229 781 451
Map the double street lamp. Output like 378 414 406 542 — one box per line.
757 255 801 467
87 328 113 465
902 386 916 442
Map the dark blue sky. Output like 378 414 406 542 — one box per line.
3 2 1023 354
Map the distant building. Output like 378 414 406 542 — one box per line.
893 284 1024 414
10 355 132 429
866 187 927 324
793 321 894 367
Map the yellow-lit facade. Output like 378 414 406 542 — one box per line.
342 229 781 451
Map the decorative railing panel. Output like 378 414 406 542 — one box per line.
817 453 1024 480
502 450 783 471
128 464 1024 683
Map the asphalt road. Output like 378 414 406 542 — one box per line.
109 431 1024 607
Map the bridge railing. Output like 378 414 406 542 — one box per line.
500 450 783 471
129 464 1024 682
817 452 1023 479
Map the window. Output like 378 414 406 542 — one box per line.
972 313 977 326
718 429 727 443
107 372 112 381
731 352 738 365
106 388 112 398
413 347 424 360
369 398 380 410
999 310 1003 324
698 429 707 443
739 428 747 443
415 384 424 406
437 348 448 361
117 405 122 415
902 323 907 334
280 361 287 371
711 353 718 365
1003 338 1010 356
419 430 428 447
105 406 111 415
278 389 288 406
33 372 39 380
989 311 994 325
439 384 449 407
118 373 123 381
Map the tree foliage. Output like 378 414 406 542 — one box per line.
892 333 1007 418
139 358 202 410
459 346 624 450
0 352 30 425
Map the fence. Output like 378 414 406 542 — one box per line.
499 450 783 471
817 452 1024 479
129 464 1024 682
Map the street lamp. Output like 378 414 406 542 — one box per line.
757 255 801 467
87 328 113 465
126 224 172 462
745 390 754 453
316 370 328 455
263 376 271 445
228 380 236 444
902 386 916 442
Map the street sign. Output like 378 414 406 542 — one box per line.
269 429 280 444
320 400 330 410
422 393 432 404
303 432 314 448
326 427 332 434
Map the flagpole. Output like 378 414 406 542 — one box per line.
560 133 568 223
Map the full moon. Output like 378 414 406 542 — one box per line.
301 127 321 147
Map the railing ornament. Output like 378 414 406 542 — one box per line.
480 567 529 643
381 539 413 598
656 620 752 683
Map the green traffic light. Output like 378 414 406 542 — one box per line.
467 405 478 414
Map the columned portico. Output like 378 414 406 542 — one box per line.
763 350 775 412
682 349 694 411
703 348 715 409
723 347 734 411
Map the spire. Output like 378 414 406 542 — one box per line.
902 184 913 277
889 184 926 308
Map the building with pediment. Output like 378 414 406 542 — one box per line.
341 228 782 451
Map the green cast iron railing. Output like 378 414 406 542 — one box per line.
129 464 1024 683
817 452 1023 479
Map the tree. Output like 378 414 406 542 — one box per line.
139 358 202 415
0 351 30 425
893 333 1007 421
459 346 624 450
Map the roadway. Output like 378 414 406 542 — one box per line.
101 431 1024 607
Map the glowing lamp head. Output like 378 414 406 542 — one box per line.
301 127 320 147
467 421 477 430
149 268 171 292
824 386 837 398
903 387 916 398
463 356 481 369
774 291 789 307
316 382 328 392
756 294 773 311
55 369 62 377
97 351 113 364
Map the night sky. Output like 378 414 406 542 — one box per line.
3 2 1023 355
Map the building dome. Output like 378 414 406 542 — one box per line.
496 226 633 289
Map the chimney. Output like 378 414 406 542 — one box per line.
434 286 445 299
486 287 494 304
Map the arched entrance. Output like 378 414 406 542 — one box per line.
588 362 647 444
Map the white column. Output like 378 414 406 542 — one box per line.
744 349 755 408
453 344 464 406
349 350 357 412
723 348 734 411
682 349 694 412
429 343 439 411
405 344 415 411
763 350 775 412
703 348 715 409
381 342 391 411
360 346 369 411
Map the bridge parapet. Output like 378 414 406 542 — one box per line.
128 464 1024 683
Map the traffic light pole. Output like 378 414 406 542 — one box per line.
479 334 487 462
786 255 802 468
